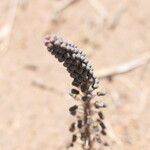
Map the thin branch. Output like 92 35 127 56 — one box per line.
52 0 80 23
55 0 80 14
96 53 150 79
108 2 127 29
87 0 108 22
0 0 19 56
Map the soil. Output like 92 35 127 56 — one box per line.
0 0 149 150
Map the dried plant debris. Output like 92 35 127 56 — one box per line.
44 35 108 150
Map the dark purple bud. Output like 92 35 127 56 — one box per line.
72 134 77 142
71 89 80 95
98 112 104 120
77 120 82 129
69 122 76 132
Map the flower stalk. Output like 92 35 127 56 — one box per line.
44 35 108 150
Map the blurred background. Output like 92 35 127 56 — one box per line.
0 0 150 150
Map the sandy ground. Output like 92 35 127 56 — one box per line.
0 0 150 150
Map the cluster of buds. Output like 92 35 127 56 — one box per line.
68 89 108 149
44 35 108 150
44 35 99 93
